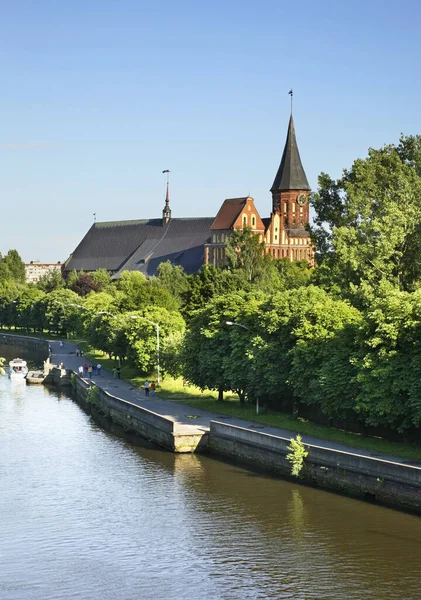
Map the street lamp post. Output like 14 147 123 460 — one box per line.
225 320 251 332
225 320 259 414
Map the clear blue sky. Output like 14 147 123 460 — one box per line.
1 0 420 262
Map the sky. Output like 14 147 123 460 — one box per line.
1 0 421 262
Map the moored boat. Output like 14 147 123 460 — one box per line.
8 358 29 379
26 370 46 384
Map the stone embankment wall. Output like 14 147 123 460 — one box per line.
208 421 421 515
0 333 49 358
72 375 207 453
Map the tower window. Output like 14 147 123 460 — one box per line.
251 215 256 227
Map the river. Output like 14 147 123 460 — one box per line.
1 356 420 599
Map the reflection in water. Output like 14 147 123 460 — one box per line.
0 374 420 600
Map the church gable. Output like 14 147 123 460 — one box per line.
231 197 265 231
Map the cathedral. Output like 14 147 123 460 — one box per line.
63 114 313 278
204 114 313 266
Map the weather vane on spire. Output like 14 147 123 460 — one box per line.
288 89 293 114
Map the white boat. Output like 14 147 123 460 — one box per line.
8 358 29 379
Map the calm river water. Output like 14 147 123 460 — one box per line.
1 363 421 599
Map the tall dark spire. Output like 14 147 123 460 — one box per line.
162 169 171 225
270 115 310 192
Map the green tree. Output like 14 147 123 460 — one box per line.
115 271 179 313
90 269 113 292
288 288 362 420
3 250 25 283
41 289 82 335
225 227 274 284
351 282 421 431
124 307 185 376
311 138 421 293
36 269 65 292
157 261 189 301
182 292 264 403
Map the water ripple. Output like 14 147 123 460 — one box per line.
0 376 420 599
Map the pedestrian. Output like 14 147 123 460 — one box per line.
83 364 89 376
59 340 63 348
150 381 156 396
92 364 97 375
112 367 116 378
78 365 83 377
88 365 93 378
96 363 102 376
116 366 121 379
144 380 149 396
76 348 79 357
80 349 84 357
48 345 52 355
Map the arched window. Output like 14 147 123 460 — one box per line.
251 215 256 227
243 214 247 227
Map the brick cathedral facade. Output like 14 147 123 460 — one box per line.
204 115 314 266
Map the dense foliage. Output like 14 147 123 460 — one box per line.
3 134 421 434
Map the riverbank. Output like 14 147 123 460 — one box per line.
2 333 421 514
78 340 421 462
69 366 421 514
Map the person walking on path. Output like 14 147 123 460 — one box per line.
144 380 149 397
83 364 89 376
112 367 116 378
116 366 121 379
76 348 80 357
78 365 83 377
92 364 97 375
150 381 156 396
97 363 102 376
59 341 63 348
88 365 93 378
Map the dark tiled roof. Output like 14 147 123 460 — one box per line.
271 115 310 192
211 198 247 230
64 217 213 276
262 217 271 232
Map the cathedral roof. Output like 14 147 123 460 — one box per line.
63 217 213 277
211 197 248 230
271 115 310 192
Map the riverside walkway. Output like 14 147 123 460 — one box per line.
52 340 420 467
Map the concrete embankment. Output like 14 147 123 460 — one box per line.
73 375 208 453
71 374 421 514
208 421 421 515
0 332 49 358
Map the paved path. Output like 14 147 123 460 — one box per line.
52 340 420 467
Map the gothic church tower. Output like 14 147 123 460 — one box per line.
265 115 314 263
